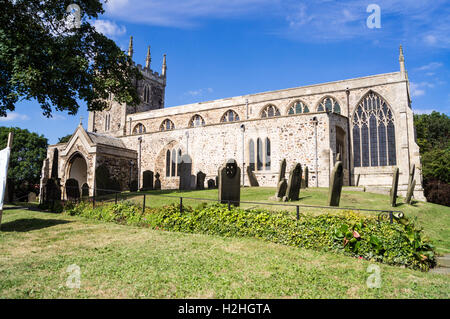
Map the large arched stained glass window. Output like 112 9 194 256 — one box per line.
288 100 309 115
261 105 280 118
352 91 396 167
317 97 341 114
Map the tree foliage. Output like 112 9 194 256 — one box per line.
0 127 48 199
0 0 142 118
58 134 72 144
414 111 450 205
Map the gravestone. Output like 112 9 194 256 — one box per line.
129 180 138 192
196 171 206 190
179 154 193 190
390 167 399 207
215 176 218 189
65 178 80 200
302 166 309 188
246 166 259 187
355 174 360 186
270 159 287 201
207 179 215 189
45 178 60 203
278 159 287 182
81 183 89 198
218 159 241 206
285 163 302 201
142 170 154 190
154 172 161 190
28 192 37 203
328 161 344 206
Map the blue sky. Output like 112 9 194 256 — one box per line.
2 0 449 144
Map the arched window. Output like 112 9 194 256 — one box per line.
249 139 255 171
165 150 171 177
265 138 271 170
288 101 309 115
352 91 396 167
177 149 182 176
133 123 146 135
221 110 240 122
257 138 263 170
104 114 111 131
160 119 175 131
317 97 341 114
261 105 281 118
189 114 205 127
171 149 176 177
143 85 150 103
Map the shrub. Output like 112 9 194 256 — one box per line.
65 202 436 271
424 179 450 207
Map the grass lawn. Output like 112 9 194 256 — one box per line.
0 205 449 298
118 187 450 254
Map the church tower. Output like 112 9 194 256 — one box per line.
88 36 167 137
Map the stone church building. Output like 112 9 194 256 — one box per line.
39 39 425 201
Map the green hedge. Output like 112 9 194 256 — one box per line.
66 201 436 271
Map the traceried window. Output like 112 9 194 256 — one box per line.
166 147 182 177
104 114 111 131
221 110 240 122
352 91 396 168
160 119 175 131
288 101 309 115
261 105 280 118
143 85 150 103
249 137 271 171
317 97 341 114
133 123 146 135
189 114 205 127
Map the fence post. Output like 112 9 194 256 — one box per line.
389 212 393 224
180 197 183 214
296 205 300 220
143 195 146 213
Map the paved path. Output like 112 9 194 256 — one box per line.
430 254 450 275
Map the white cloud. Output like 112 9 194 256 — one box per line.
415 62 443 71
410 81 435 97
0 112 30 122
186 88 214 97
93 19 126 37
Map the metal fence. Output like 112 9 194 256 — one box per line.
59 186 404 223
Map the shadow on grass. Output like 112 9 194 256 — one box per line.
0 218 72 232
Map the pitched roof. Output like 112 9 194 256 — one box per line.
86 131 127 149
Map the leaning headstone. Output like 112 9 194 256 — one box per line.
408 164 415 186
246 166 259 187
278 159 287 183
154 172 161 190
355 174 360 186
390 167 399 207
207 179 215 189
218 159 241 206
28 192 37 203
327 161 344 206
65 178 80 200
142 170 154 190
215 176 218 189
196 171 206 190
405 179 416 205
179 154 193 190
285 163 302 201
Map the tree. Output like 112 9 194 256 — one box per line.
0 0 142 118
414 111 450 206
58 134 72 144
0 127 48 200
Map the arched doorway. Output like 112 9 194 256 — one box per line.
67 153 88 196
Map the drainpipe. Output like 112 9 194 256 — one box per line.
346 88 352 186
240 124 245 186
137 137 142 190
312 117 319 187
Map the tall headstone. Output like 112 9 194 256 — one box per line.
328 161 344 206
246 166 259 187
142 170 154 190
271 159 288 201
278 159 287 183
65 178 80 200
355 174 360 186
304 166 309 188
218 159 241 206
405 164 415 204
179 154 193 190
196 171 206 190
285 163 302 201
81 183 89 198
390 167 399 207
154 172 161 190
